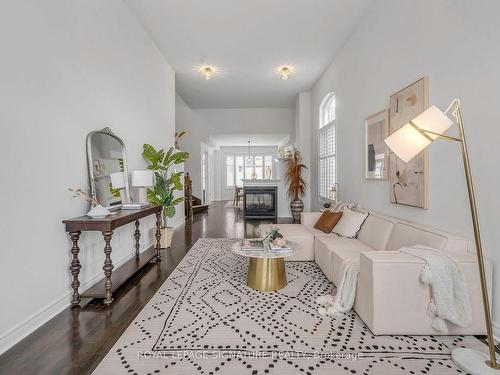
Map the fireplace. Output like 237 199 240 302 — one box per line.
243 186 277 219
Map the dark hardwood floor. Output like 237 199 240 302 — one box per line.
1 201 492 374
0 201 289 375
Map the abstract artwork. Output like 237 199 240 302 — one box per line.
365 109 389 180
389 77 429 208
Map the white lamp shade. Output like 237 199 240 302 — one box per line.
385 124 431 163
385 105 454 163
110 172 125 189
131 170 154 187
412 105 454 139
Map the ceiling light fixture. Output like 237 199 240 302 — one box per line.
277 65 294 80
196 65 217 80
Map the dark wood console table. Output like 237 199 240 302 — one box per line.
63 205 163 307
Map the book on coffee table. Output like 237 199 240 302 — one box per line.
269 243 292 252
241 240 266 251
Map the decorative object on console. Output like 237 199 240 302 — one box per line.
142 144 189 249
86 204 111 219
283 148 307 222
331 208 368 239
68 187 111 218
384 98 499 374
389 77 429 208
365 110 389 180
131 170 154 204
314 210 343 233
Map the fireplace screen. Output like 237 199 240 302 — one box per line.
243 186 277 219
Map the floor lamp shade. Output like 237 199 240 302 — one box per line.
110 172 125 189
385 105 454 162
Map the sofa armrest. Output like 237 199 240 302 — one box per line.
355 251 491 335
301 212 322 228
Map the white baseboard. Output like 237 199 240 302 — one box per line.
0 242 154 355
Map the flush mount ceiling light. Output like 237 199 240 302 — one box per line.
196 65 217 80
276 65 294 80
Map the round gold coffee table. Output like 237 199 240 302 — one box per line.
232 241 295 292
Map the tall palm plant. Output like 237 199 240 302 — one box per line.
283 149 307 221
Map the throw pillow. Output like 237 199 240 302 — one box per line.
329 201 361 213
332 208 369 238
314 211 343 233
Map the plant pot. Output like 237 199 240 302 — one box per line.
290 199 304 223
160 226 173 249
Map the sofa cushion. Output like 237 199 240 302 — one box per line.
357 214 395 251
385 222 447 252
315 235 374 285
314 210 343 233
332 208 369 238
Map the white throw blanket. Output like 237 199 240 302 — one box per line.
316 257 360 316
400 245 472 332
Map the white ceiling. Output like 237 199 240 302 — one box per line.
209 133 290 148
126 0 372 108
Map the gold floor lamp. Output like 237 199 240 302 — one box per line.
384 99 498 374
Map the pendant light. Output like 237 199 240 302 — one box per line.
246 140 253 166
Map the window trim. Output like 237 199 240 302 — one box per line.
318 93 337 202
224 153 274 188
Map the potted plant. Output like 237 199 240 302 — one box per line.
283 149 307 222
142 144 189 248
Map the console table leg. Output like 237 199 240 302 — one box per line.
134 220 141 257
155 212 162 262
102 230 114 305
69 231 82 307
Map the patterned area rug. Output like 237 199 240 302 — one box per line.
93 238 484 374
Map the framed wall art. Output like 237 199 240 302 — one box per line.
365 109 389 180
388 76 429 208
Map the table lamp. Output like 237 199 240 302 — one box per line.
385 99 498 374
131 170 153 204
110 171 127 203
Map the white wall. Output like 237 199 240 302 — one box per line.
0 0 176 353
175 93 203 200
175 105 294 199
295 93 312 211
310 0 500 335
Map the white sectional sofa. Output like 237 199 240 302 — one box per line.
259 210 492 335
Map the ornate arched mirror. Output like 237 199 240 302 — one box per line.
86 127 131 210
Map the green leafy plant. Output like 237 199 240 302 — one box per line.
142 144 189 223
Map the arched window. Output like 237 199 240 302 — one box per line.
319 93 337 201
320 93 336 128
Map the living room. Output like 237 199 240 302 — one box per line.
1 1 499 374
